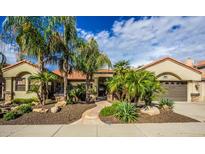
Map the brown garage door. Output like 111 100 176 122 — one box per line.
160 81 187 101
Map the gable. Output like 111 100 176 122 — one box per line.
3 62 39 77
144 58 202 81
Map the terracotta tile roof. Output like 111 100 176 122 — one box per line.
52 70 86 80
2 59 38 71
96 69 113 73
141 57 202 74
195 60 205 68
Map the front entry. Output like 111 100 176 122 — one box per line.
98 77 108 97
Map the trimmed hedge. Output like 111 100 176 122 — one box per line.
12 98 38 105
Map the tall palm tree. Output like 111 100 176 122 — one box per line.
0 52 6 76
48 16 77 101
2 16 55 105
75 38 111 102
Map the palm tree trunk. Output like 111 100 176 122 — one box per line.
63 60 68 101
63 71 68 101
38 54 45 105
85 74 90 103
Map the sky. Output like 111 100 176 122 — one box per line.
0 16 205 70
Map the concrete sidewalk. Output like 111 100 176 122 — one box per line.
1 122 205 137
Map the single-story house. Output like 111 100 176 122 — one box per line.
1 57 205 103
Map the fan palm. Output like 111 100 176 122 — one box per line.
75 38 111 102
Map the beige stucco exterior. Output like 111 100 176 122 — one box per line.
145 60 202 81
1 58 205 103
144 59 204 102
3 62 39 100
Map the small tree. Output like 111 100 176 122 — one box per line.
28 71 57 105
140 71 162 106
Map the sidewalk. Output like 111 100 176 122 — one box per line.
1 122 205 137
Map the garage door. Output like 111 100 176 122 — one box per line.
160 81 187 101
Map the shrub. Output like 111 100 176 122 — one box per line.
12 98 38 105
100 102 120 116
3 111 20 121
159 98 174 108
17 104 32 114
114 102 138 123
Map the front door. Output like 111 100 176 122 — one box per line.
98 77 108 97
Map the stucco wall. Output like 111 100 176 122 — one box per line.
3 63 39 99
145 60 202 81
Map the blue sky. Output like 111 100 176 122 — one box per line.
0 16 205 69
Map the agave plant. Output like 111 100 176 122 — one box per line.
114 102 138 123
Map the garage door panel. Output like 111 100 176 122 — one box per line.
161 81 187 101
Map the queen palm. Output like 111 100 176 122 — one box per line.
2 16 55 105
48 16 77 101
113 60 130 75
75 38 111 102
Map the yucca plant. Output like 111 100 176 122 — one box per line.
114 102 138 123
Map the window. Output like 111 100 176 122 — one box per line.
28 79 37 91
15 78 26 91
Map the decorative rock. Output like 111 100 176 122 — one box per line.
32 101 39 106
90 95 96 102
140 106 160 116
33 108 48 113
4 101 12 105
55 101 66 108
162 105 172 111
51 106 61 113
11 106 19 111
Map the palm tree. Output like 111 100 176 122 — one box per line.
107 75 125 100
29 71 57 105
48 17 77 101
2 16 56 105
0 52 6 76
75 38 111 102
113 60 130 75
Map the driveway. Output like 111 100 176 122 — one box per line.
174 102 205 122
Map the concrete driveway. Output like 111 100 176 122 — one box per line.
174 102 205 122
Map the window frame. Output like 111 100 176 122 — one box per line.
15 77 26 91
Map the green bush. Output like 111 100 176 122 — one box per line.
100 102 120 116
3 111 20 121
114 102 138 123
12 98 38 104
159 98 174 108
17 104 32 114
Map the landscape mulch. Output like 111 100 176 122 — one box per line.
100 110 199 124
0 103 96 125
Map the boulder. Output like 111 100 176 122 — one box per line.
140 106 160 116
90 94 96 102
32 101 39 106
51 106 61 113
11 106 19 111
55 101 66 108
33 108 48 113
162 105 172 111
4 101 12 106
